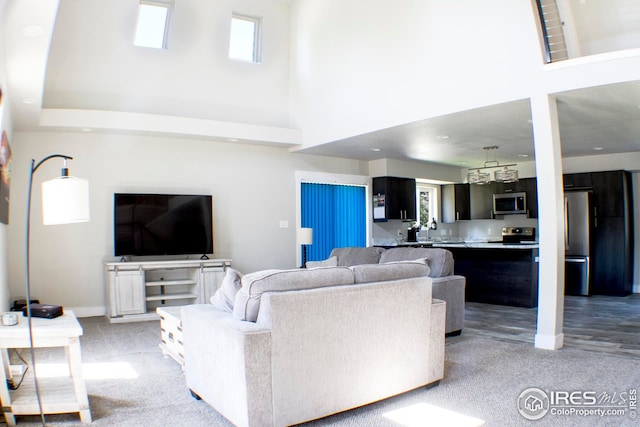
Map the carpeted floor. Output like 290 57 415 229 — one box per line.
4 316 639 426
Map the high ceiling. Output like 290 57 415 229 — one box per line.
3 0 640 169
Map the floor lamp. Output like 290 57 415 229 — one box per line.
26 155 90 425
297 227 313 268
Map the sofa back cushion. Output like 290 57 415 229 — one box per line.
233 267 355 321
350 261 430 284
379 248 454 278
329 247 385 267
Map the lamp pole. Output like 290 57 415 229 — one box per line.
25 154 76 426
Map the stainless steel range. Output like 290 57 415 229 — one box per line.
502 227 536 244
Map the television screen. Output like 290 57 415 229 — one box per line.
114 193 213 257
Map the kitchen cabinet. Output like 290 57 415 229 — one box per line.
447 246 539 307
563 172 592 190
591 170 628 218
441 183 469 223
469 182 498 219
372 176 416 221
589 170 633 295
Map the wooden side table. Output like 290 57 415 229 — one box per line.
157 306 184 368
0 310 91 425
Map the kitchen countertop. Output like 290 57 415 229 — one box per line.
433 242 539 249
377 241 539 249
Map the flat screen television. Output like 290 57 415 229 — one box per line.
114 193 213 257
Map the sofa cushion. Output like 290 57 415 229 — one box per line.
306 256 338 269
329 247 385 267
233 267 355 321
350 261 430 284
210 268 243 312
379 247 454 278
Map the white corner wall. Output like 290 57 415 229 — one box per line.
289 0 542 148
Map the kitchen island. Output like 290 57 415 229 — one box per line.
376 241 540 308
439 244 539 308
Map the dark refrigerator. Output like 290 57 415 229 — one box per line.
564 191 592 296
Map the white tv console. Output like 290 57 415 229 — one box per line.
104 258 232 323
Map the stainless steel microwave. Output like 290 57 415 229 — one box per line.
493 192 527 215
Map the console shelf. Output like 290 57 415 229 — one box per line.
146 293 198 302
105 258 232 323
146 280 197 287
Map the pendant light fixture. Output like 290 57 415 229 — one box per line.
466 146 519 184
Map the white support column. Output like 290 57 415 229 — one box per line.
530 94 565 350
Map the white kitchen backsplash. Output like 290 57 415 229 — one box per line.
456 215 539 240
372 215 539 245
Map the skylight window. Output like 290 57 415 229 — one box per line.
229 13 262 63
134 1 171 49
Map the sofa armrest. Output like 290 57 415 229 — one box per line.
181 304 272 427
431 275 466 334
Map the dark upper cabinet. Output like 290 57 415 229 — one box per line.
563 173 592 190
469 182 498 219
441 183 470 223
591 170 629 218
372 176 416 221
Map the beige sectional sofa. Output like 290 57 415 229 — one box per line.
313 246 466 335
182 261 445 427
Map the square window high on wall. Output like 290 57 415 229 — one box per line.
230 13 262 63
134 1 172 49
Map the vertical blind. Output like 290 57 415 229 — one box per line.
301 182 366 261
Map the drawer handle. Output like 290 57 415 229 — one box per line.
168 332 175 342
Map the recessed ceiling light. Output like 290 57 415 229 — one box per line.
436 135 450 140
22 98 35 104
593 147 604 151
81 128 93 132
22 25 44 37
457 161 468 165
228 138 238 142
518 154 529 158
370 148 381 152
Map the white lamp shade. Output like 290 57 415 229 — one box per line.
41 176 90 225
297 227 313 245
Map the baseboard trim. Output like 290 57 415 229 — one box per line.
66 306 106 318
534 333 564 350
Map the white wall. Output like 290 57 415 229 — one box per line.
6 132 367 315
290 0 542 148
559 0 640 57
44 0 291 128
0 0 12 311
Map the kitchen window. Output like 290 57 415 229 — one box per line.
229 13 262 63
416 183 438 227
134 1 172 49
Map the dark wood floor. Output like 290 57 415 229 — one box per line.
461 294 640 358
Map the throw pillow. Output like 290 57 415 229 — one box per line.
305 256 338 269
210 268 243 312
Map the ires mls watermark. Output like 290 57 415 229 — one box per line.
518 387 637 421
